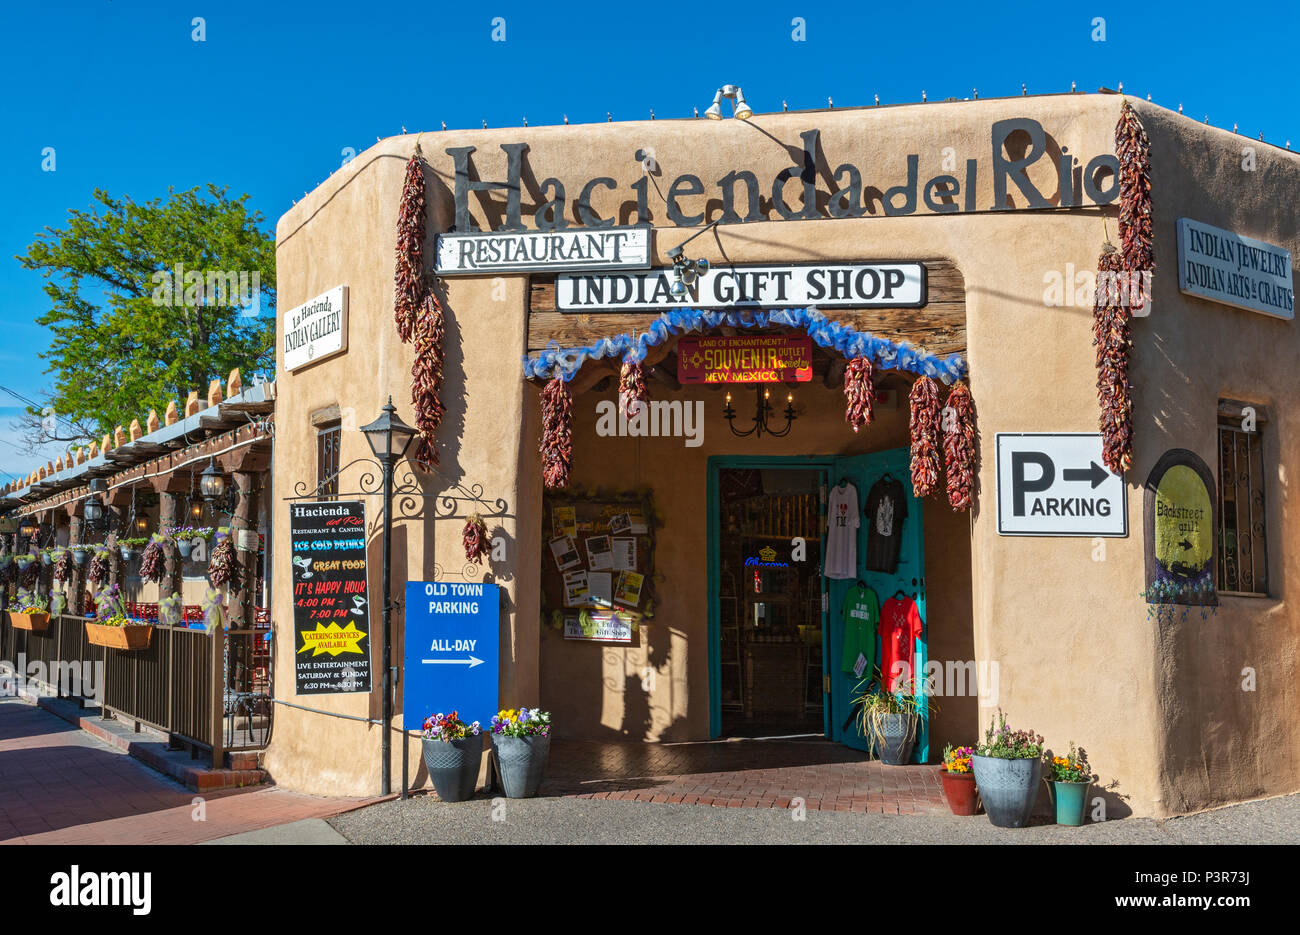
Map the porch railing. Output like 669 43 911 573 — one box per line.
0 613 272 768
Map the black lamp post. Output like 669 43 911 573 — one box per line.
359 396 417 797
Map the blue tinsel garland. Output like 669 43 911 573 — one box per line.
520 307 966 384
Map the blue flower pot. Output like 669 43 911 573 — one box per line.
177 539 193 559
1047 780 1090 826
871 712 918 765
422 733 483 802
491 734 550 798
972 754 1041 828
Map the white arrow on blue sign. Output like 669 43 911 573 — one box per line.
403 581 500 729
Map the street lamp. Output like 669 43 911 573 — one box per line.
359 396 417 797
199 457 227 503
84 478 106 528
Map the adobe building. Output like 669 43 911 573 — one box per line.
265 90 1299 818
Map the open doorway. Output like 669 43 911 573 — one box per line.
715 465 826 738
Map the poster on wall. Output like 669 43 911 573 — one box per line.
290 500 372 695
1143 449 1218 606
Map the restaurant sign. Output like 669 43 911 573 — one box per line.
1176 218 1294 320
435 227 651 274
558 262 925 311
284 285 348 372
678 335 812 384
290 500 372 695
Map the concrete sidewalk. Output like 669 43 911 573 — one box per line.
0 698 370 844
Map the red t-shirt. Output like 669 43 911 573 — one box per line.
879 597 923 691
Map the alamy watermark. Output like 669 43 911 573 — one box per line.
595 400 704 448
0 654 103 705
151 262 264 318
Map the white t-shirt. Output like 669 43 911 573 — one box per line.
824 482 860 579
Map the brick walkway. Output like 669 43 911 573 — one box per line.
0 699 370 844
541 738 947 813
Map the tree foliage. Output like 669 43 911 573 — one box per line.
17 184 276 445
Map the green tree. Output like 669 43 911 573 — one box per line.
17 184 276 448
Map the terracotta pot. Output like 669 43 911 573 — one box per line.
85 622 153 650
10 611 51 633
940 768 980 816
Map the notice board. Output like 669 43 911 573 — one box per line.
289 500 373 695
540 490 656 642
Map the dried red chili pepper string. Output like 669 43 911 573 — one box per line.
1094 244 1132 474
463 514 490 565
618 359 649 421
411 287 446 470
909 376 941 497
394 149 426 344
208 533 238 589
540 377 573 490
1116 101 1153 314
843 357 875 432
942 382 977 511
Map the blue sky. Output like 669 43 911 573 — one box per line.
3 0 1299 480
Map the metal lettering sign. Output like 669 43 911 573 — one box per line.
558 262 925 311
1177 218 1294 320
403 581 500 728
290 500 372 694
995 434 1127 537
435 227 651 274
283 285 348 372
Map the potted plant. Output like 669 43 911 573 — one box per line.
70 544 90 565
167 525 214 560
85 611 154 650
850 673 927 765
40 548 53 567
1044 742 1093 826
10 594 51 632
421 711 483 802
118 537 148 562
489 707 552 798
940 743 980 816
971 709 1045 828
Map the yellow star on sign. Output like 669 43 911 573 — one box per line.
297 621 366 656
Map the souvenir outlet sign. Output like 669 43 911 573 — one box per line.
290 500 372 695
283 285 348 372
558 262 925 311
435 227 651 274
1176 218 1294 320
678 334 813 384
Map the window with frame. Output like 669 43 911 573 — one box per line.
1216 401 1269 596
317 422 341 500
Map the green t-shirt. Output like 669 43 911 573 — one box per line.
841 584 880 675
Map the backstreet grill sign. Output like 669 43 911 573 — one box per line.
678 335 813 383
435 227 651 274
558 262 926 311
291 500 372 695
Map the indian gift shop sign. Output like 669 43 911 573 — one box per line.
678 334 813 384
290 500 372 694
1176 218 1294 320
1143 450 1218 606
283 285 348 372
444 119 1122 236
558 262 925 311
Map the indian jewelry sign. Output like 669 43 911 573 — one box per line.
435 227 651 274
1176 218 1294 320
678 334 813 384
558 262 925 311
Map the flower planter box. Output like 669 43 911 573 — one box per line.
85 621 153 650
10 611 51 633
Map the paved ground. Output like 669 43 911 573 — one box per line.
541 737 946 813
0 699 369 844
326 789 1300 844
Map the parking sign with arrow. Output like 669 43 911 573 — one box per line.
403 581 500 728
995 433 1128 537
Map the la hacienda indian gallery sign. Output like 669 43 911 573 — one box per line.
283 285 348 372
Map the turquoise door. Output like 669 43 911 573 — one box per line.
825 448 929 761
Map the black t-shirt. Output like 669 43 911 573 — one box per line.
864 476 908 573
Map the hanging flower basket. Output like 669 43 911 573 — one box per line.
85 620 154 650
71 547 89 565
10 611 51 632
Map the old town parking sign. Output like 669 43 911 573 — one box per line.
403 581 500 730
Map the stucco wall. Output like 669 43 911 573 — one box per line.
267 93 1300 816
